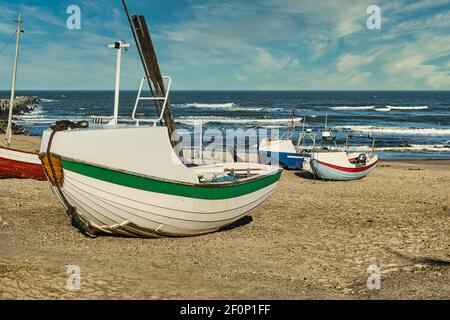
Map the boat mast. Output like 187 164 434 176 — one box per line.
107 41 129 126
5 14 22 146
121 0 179 147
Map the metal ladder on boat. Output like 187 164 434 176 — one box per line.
132 76 172 127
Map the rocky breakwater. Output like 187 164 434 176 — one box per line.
0 96 39 135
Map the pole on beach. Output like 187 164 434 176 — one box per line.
5 14 22 147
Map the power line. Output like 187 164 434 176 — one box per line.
0 32 16 57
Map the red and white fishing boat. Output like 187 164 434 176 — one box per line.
310 151 378 181
308 115 378 180
0 146 45 180
0 15 46 181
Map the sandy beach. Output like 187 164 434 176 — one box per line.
0 137 449 300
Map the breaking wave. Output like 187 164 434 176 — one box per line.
39 98 58 103
375 106 428 112
331 105 429 111
348 144 450 152
336 126 450 136
176 116 302 126
331 106 375 110
174 102 284 112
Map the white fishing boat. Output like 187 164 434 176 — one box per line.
39 125 281 237
310 151 378 181
38 5 281 237
310 116 378 180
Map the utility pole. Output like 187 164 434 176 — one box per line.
5 14 22 146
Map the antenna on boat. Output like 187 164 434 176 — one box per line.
107 40 129 126
5 14 23 146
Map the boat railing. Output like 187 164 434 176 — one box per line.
345 134 376 156
132 76 172 126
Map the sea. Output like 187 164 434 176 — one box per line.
5 90 450 160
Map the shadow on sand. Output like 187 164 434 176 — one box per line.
219 215 253 232
387 248 450 267
295 171 318 181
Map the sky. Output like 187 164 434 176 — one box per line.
0 0 449 90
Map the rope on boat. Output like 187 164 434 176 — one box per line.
45 120 97 238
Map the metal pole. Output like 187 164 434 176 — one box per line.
107 41 129 126
5 15 22 146
112 44 122 126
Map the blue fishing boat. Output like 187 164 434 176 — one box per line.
258 137 304 169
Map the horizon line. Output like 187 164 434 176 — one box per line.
2 89 450 92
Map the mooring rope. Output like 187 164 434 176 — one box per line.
44 120 97 237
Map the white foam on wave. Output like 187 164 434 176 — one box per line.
375 106 428 112
332 105 429 111
336 126 450 135
331 106 375 110
175 102 284 112
386 105 428 110
14 105 45 120
39 98 58 103
176 116 302 126
348 144 450 152
185 102 236 109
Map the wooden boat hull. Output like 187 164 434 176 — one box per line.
49 162 279 237
40 126 281 237
0 147 46 180
311 152 378 181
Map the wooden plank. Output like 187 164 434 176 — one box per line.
132 15 178 147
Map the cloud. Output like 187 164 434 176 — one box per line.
0 0 448 90
383 34 450 89
337 54 375 72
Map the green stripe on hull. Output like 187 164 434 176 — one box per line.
61 160 281 200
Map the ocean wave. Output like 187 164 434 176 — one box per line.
176 116 302 126
331 106 375 110
332 105 429 112
375 106 428 112
386 105 428 110
183 102 236 109
174 103 283 112
348 144 450 152
336 126 450 135
14 106 45 119
39 98 58 103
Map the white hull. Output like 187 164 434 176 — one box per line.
40 126 281 237
51 170 277 237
